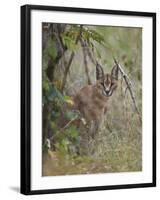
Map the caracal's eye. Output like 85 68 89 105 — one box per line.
100 82 104 87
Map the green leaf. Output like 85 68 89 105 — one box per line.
47 86 63 102
57 139 69 154
62 35 77 51
65 111 78 120
63 96 74 105
65 126 79 139
63 95 72 101
46 37 57 60
89 29 104 44
51 121 58 131
51 111 60 119
81 27 105 45
42 80 50 92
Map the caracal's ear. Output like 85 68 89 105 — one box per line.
111 65 119 80
96 63 104 80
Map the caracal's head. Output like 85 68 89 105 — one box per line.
96 63 119 97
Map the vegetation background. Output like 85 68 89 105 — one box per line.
42 23 142 176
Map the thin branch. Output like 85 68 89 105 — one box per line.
61 25 83 92
53 28 67 71
61 116 78 130
49 115 79 142
85 41 97 65
114 58 142 123
80 39 92 85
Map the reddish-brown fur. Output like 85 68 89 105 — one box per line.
73 65 118 137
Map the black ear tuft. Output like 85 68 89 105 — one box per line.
111 65 119 80
96 64 104 80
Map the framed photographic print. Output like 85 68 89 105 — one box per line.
21 4 156 195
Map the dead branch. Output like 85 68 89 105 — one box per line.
85 41 97 66
61 25 83 92
80 39 92 85
114 58 142 123
53 28 67 71
49 114 80 142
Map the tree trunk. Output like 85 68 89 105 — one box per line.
42 24 66 144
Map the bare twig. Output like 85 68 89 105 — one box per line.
114 58 142 123
61 116 78 130
80 39 92 85
85 41 97 66
49 115 79 142
53 28 67 71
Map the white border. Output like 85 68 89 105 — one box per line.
31 10 153 190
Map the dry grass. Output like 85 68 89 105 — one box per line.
42 25 142 176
